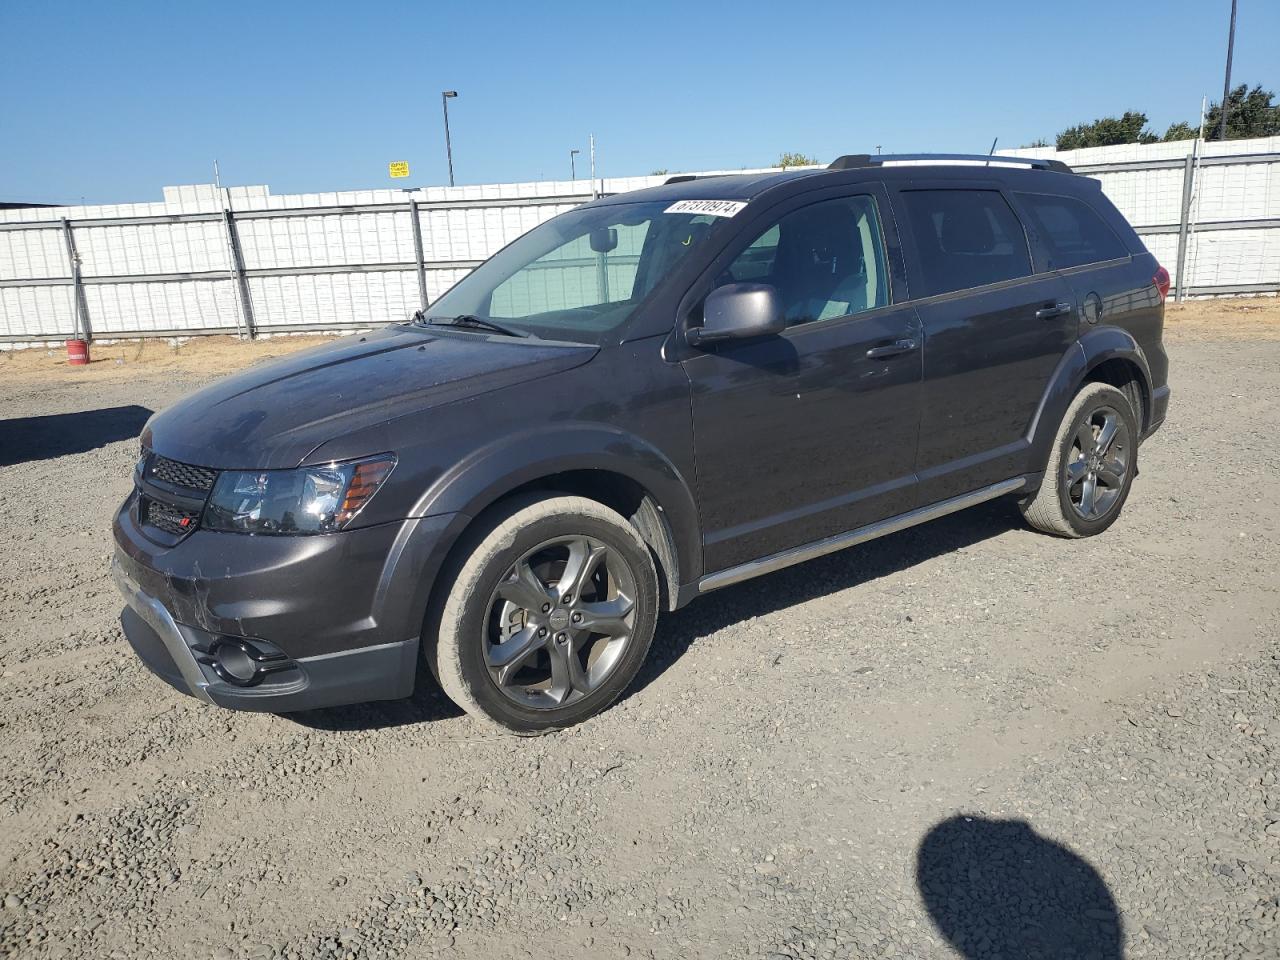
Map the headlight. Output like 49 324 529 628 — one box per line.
203 454 396 535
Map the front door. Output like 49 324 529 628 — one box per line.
683 187 923 574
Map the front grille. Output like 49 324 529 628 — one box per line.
143 497 201 536
149 455 217 492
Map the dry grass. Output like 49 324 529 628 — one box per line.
0 332 347 382
1 296 1277 382
1163 296 1280 341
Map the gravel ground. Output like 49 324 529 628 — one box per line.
1 305 1278 959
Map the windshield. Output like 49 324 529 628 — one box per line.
422 200 730 344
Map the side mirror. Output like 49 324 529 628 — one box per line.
589 226 618 253
686 283 786 347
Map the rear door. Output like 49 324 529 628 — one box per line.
892 183 1077 504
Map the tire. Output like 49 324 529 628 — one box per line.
1020 382 1139 538
429 494 659 735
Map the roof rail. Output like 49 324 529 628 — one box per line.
827 153 1073 174
664 174 698 184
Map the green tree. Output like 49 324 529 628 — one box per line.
1056 112 1158 150
1204 84 1280 140
648 168 669 176
776 152 819 168
1162 121 1198 143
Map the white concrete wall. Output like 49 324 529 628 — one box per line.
0 173 706 340
2 145 1277 342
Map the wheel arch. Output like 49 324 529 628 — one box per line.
410 425 699 623
1027 327 1153 471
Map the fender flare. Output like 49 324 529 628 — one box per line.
1025 326 1153 470
407 419 699 586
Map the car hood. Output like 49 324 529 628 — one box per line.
144 326 596 469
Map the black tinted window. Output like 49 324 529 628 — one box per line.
1016 192 1129 269
900 190 1032 296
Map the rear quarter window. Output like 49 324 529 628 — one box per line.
1015 192 1129 270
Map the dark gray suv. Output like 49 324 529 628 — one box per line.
113 153 1171 734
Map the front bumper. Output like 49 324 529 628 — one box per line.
112 493 461 712
113 555 419 711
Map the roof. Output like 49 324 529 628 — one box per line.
595 169 817 205
595 154 1079 207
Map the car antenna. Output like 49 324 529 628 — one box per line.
986 137 998 166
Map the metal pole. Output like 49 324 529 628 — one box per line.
408 198 428 312
570 149 579 180
1181 97 1211 301
589 134 597 199
1174 154 1196 302
222 199 255 339
442 91 457 187
1219 0 1237 141
60 218 88 341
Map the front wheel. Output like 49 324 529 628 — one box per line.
1020 382 1139 538
430 494 659 735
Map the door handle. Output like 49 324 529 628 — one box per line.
1035 301 1073 320
865 338 917 360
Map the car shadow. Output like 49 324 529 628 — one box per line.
917 815 1123 958
624 497 1022 701
289 498 1022 732
285 662 464 731
0 405 153 467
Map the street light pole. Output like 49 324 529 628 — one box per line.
1219 0 1237 141
570 149 580 180
441 90 458 187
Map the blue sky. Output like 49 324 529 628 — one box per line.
2 0 1275 204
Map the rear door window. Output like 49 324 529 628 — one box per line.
1015 192 1129 269
899 190 1033 297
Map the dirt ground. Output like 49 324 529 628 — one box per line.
0 300 1278 959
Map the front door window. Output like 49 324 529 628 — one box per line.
724 195 890 325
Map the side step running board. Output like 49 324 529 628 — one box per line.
697 477 1027 594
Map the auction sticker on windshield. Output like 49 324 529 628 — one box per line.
664 199 748 217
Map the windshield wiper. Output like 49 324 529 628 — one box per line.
415 311 530 338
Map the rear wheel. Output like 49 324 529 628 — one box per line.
430 494 658 735
1020 382 1138 538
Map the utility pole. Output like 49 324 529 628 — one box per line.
570 148 580 180
1219 0 1237 141
441 90 458 186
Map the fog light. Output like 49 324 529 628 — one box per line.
201 637 292 687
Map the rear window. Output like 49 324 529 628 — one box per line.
1015 192 1129 269
900 190 1033 297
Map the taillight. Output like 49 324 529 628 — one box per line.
1153 265 1171 303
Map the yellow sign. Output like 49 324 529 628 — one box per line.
388 161 410 179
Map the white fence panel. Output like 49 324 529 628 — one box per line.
247 271 421 329
76 221 231 277
0 227 68 282
2 148 1276 343
84 280 240 334
0 285 76 338
237 212 415 270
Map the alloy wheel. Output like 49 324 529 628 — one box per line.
483 535 637 709
1064 405 1131 521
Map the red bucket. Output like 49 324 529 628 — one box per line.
66 338 90 366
